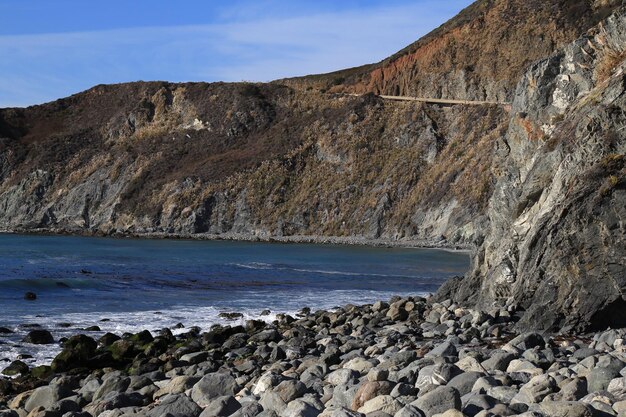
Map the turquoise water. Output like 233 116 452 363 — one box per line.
0 234 469 368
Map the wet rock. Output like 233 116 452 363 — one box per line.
23 330 54 344
2 360 29 376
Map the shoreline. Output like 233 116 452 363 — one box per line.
1 294 624 416
0 228 475 253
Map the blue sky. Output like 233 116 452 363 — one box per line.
0 0 473 107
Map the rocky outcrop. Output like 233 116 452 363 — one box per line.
281 0 622 102
440 9 626 332
0 83 506 244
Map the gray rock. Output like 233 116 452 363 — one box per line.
481 352 515 372
367 369 389 382
411 386 461 417
180 351 209 364
280 399 321 417
393 404 425 417
319 408 363 417
425 342 456 359
191 373 239 407
25 385 73 412
327 369 359 386
587 367 620 393
200 395 242 417
93 376 130 402
447 372 482 396
512 374 556 404
508 333 545 351
231 402 264 417
486 386 518 404
461 394 498 416
357 395 402 415
274 380 307 403
536 401 593 417
145 393 202 417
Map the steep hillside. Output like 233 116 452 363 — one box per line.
281 0 622 102
0 83 506 242
437 9 626 332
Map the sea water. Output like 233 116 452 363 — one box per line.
0 234 470 370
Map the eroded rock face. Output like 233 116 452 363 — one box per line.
442 10 626 332
0 82 506 245
281 0 622 103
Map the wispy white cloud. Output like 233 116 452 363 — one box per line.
0 1 472 107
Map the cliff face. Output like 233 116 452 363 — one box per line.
281 0 622 102
0 83 506 242
438 9 626 332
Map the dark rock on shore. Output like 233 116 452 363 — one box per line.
22 330 54 345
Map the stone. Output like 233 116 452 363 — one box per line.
146 393 202 417
447 372 482 396
607 377 626 398
481 352 516 372
411 386 461 417
192 372 239 407
537 401 593 417
512 374 556 404
200 395 242 417
425 342 456 359
275 380 307 403
25 385 72 412
344 358 378 374
352 382 395 410
508 333 545 351
357 395 402 415
155 375 201 397
368 369 390 382
2 360 29 376
180 351 209 364
232 403 264 417
280 399 321 417
93 375 130 402
587 367 620 393
22 330 54 345
51 334 98 372
327 369 360 386
393 405 425 417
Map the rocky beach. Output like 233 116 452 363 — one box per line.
3 295 626 417
1 0 625 416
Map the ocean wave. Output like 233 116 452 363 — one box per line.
230 262 419 279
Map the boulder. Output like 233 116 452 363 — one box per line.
411 386 461 417
200 395 242 417
146 393 202 417
357 395 402 415
192 373 239 407
22 330 54 344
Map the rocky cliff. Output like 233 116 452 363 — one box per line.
281 0 622 102
438 9 626 332
0 83 506 243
